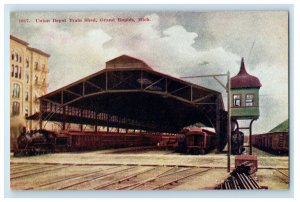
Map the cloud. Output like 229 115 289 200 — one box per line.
24 23 113 89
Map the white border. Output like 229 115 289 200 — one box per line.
1 1 298 200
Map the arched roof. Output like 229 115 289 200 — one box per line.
35 55 225 133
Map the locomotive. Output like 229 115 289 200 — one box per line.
15 128 68 156
231 129 245 155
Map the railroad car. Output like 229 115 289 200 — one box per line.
15 127 219 156
15 129 167 156
184 127 216 154
66 131 145 151
156 128 217 154
156 135 178 150
252 132 288 154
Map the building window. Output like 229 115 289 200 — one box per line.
26 73 29 83
26 58 29 68
16 53 19 62
12 102 20 116
25 108 29 117
35 90 39 100
11 65 14 77
25 91 29 101
20 56 22 63
19 66 22 79
11 52 15 60
35 62 39 70
35 75 39 84
14 65 18 78
12 83 20 98
233 94 241 107
13 65 21 79
245 94 254 107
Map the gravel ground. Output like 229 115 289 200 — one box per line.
10 149 288 168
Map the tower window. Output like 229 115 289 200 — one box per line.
245 94 254 107
233 94 241 107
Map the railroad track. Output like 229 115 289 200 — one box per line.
275 169 289 184
133 168 211 190
10 162 215 190
10 162 288 190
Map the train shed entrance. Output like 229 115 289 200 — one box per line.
28 55 228 150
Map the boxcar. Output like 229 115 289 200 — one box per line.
252 132 288 154
156 135 178 149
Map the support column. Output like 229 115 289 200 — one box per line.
227 71 231 172
141 70 143 90
215 95 220 152
62 106 66 130
117 116 120 133
190 86 193 102
61 91 66 131
249 119 255 155
80 108 83 131
39 101 43 130
107 114 110 133
105 71 108 91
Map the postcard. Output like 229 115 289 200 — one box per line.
9 10 289 191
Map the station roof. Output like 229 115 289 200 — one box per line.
36 55 225 133
106 55 152 70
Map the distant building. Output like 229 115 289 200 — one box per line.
10 35 50 150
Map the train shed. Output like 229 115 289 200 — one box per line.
28 55 228 150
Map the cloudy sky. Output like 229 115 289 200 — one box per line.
10 11 288 134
